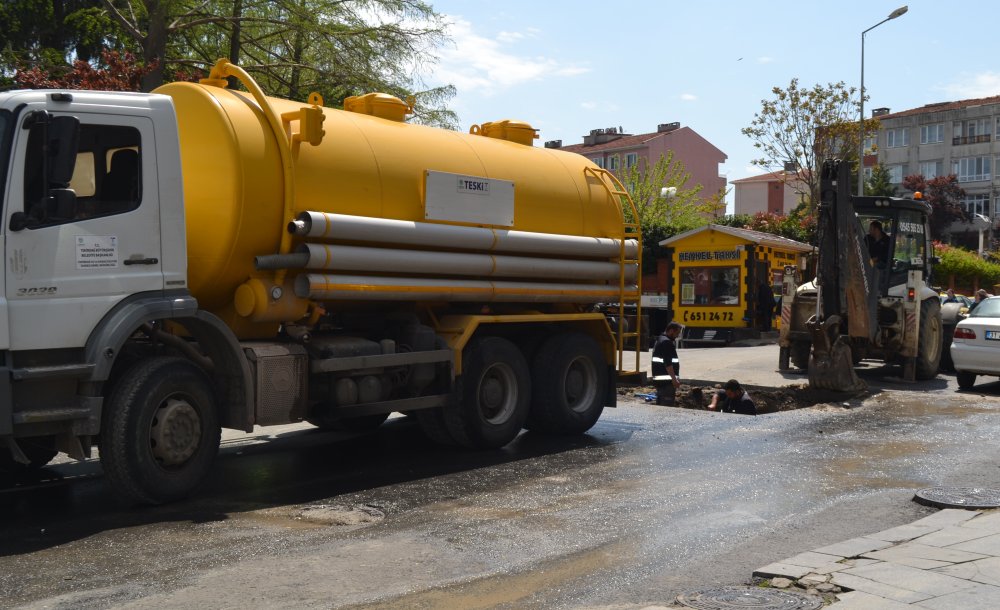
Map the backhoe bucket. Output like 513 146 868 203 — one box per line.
806 315 867 393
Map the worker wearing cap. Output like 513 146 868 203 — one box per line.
707 379 757 415
651 321 682 406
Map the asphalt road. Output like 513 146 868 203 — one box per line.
3 344 1000 609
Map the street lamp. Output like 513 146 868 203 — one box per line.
858 5 908 196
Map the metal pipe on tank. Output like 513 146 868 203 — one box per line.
292 243 637 282
255 252 310 270
294 273 637 303
289 211 638 259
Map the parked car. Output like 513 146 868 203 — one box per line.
940 292 973 371
950 296 1000 388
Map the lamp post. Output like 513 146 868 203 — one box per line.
859 5 908 196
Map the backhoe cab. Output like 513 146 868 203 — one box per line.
778 159 942 391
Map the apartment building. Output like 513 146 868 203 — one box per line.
871 95 1000 225
730 170 808 216
551 123 727 202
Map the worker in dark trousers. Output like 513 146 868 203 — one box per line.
707 379 757 415
651 321 682 405
756 280 776 332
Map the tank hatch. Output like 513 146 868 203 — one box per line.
344 93 411 122
472 120 538 146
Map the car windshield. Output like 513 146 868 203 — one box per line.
969 298 1000 318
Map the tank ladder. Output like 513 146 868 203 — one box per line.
584 167 644 382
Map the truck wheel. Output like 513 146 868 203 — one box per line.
528 332 607 435
415 408 456 445
444 337 530 449
0 436 57 474
790 341 811 370
100 357 221 505
957 371 976 389
915 298 943 380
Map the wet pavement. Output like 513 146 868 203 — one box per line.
3 345 1000 609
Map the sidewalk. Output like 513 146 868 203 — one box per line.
754 508 1000 609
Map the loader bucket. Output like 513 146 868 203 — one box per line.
806 315 867 393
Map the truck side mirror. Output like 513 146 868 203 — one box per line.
46 115 80 187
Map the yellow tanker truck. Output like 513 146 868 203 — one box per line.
0 60 641 503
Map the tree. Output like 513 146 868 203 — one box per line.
867 163 897 197
13 49 155 90
618 152 718 274
901 173 967 241
96 0 457 126
715 211 816 245
742 78 876 208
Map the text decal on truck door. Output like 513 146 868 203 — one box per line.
76 235 119 269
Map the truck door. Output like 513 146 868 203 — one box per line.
4 109 163 351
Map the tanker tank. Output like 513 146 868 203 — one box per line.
155 66 637 338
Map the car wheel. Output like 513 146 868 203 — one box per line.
957 371 977 389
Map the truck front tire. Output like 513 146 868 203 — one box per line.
100 357 221 505
445 337 530 449
528 332 606 435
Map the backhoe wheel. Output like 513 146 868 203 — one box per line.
915 298 943 380
957 371 977 389
528 332 607 435
790 340 811 370
444 337 530 449
100 357 220 505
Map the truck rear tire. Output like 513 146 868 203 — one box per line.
527 332 606 435
100 357 221 505
444 337 530 449
790 340 811 370
915 298 943 380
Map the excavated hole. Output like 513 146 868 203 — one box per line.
625 383 868 414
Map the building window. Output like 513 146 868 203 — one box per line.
863 135 876 153
920 123 944 144
886 128 909 148
608 155 620 171
625 153 638 168
887 164 906 183
919 160 943 179
863 166 873 181
952 156 991 182
592 157 604 168
953 118 992 144
963 193 990 217
679 266 741 307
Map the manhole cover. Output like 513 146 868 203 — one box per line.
914 487 1000 509
676 586 822 610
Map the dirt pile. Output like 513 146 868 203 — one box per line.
626 383 866 414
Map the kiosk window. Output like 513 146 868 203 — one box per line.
680 266 740 306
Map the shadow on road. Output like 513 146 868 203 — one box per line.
0 417 634 556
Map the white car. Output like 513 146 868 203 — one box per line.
950 296 1000 388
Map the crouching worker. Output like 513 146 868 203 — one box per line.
651 322 682 405
708 379 757 415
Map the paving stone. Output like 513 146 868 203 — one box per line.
867 523 943 543
915 525 994 548
829 572 934 604
783 550 845 568
885 556 954 570
809 562 855 575
813 536 895 558
959 511 1000 532
950 532 1000 556
840 558 880 569
913 582 1000 610
842 562 976 597
753 562 812 579
828 590 915 609
911 508 981 529
933 556 1000 587
863 542 989 564
798 573 829 586
770 577 793 588
815 582 838 593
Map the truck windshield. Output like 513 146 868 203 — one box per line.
892 210 927 267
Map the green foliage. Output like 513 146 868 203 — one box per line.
934 242 1000 289
867 163 897 197
618 152 721 274
714 211 816 245
742 78 876 208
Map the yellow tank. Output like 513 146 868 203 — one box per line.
154 67 627 334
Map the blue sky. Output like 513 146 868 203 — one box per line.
423 1 1000 211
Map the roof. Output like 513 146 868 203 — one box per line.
658 224 813 252
878 94 1000 121
558 126 725 158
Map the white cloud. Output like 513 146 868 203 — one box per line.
756 56 774 64
680 93 698 101
433 17 590 96
938 71 1000 99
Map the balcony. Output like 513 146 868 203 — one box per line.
952 134 992 145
